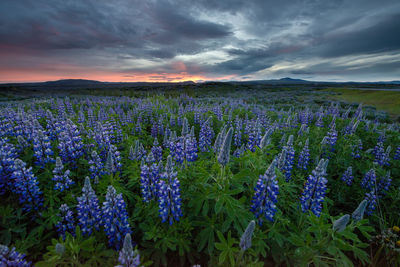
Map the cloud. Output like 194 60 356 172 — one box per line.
0 0 399 82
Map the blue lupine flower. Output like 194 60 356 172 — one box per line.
213 125 227 154
105 145 122 174
185 135 198 162
300 159 329 217
394 145 400 160
297 138 310 170
282 135 295 181
199 117 214 152
234 116 242 147
373 142 390 166
377 171 391 197
315 114 324 127
0 138 17 195
33 130 54 166
174 137 185 164
341 167 354 186
77 177 102 236
11 159 43 212
361 169 376 191
251 161 279 225
58 120 84 166
116 233 141 267
351 140 363 159
0 245 31 267
364 190 377 216
140 159 153 203
217 127 233 166
88 150 105 184
102 186 132 250
158 156 183 224
52 157 74 192
325 122 338 151
56 204 75 239
151 138 163 162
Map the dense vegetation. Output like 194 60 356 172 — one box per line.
1 87 399 266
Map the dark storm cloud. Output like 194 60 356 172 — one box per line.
0 0 400 81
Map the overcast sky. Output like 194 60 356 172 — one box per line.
1 0 399 82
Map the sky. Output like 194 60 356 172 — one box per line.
0 0 399 83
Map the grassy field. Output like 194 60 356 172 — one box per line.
326 88 400 118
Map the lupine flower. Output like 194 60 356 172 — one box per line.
77 177 102 236
333 214 350 232
0 245 31 267
158 156 182 224
240 220 256 251
11 159 43 212
364 190 377 216
233 144 245 158
352 199 368 222
102 186 132 250
58 120 84 166
251 161 279 225
105 145 122 174
151 138 163 162
199 117 214 152
56 204 75 239
361 169 376 191
341 167 354 186
52 157 74 192
351 140 363 159
0 138 17 194
373 142 390 166
377 171 391 197
300 159 329 217
282 135 295 181
174 137 185 164
33 129 54 166
315 114 324 127
297 138 310 170
185 135 198 162
394 145 400 160
217 127 233 166
116 233 141 267
140 159 152 203
89 150 105 184
234 117 242 147
325 122 338 151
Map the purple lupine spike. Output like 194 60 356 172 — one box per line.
364 190 377 216
297 138 310 170
11 159 43 212
361 169 376 191
250 160 279 225
151 138 163 162
52 157 74 192
341 166 354 186
102 186 131 250
116 233 141 267
0 245 31 267
89 150 105 184
300 159 328 217
77 177 102 236
158 155 182 224
281 135 295 181
56 204 75 239
351 139 363 159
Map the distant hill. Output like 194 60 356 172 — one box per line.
1 78 399 92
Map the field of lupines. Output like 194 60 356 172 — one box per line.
1 87 400 266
